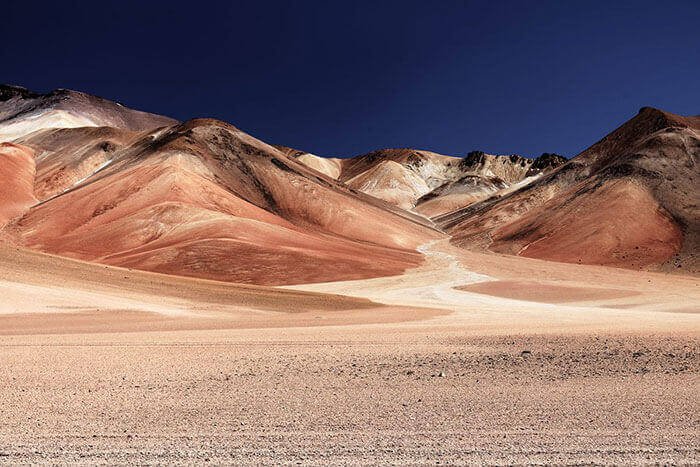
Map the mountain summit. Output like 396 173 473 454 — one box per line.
0 87 441 285
0 84 178 141
437 107 699 273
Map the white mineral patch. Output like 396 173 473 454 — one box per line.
0 110 99 142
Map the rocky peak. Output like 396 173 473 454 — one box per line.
527 153 567 176
0 84 41 101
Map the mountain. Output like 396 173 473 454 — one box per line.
292 147 567 216
2 85 694 277
0 87 442 285
437 107 699 273
0 142 37 225
414 174 509 218
0 84 177 141
344 160 431 210
457 151 568 181
274 145 343 179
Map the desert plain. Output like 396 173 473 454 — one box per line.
0 85 698 464
0 240 698 464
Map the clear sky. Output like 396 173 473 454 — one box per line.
2 0 698 158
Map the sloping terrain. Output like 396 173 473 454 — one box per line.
2 236 698 464
415 174 508 217
1 85 695 279
0 143 37 226
0 86 697 465
292 147 566 214
345 160 430 210
340 149 464 211
0 87 443 285
275 145 343 179
338 148 462 187
0 85 177 141
12 126 149 201
438 107 699 273
410 153 567 217
457 151 567 183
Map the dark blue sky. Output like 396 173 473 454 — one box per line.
2 0 698 158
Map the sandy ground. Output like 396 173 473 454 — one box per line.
0 242 698 464
285 240 699 323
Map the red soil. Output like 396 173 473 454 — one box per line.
6 121 441 285
0 143 37 226
492 179 683 268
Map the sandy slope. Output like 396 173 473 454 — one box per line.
0 244 437 333
285 240 699 328
345 160 431 210
0 243 697 464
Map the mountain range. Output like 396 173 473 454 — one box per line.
1 84 697 283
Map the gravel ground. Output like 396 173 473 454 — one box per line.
1 328 697 465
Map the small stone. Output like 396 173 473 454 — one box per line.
520 350 532 357
438 371 446 377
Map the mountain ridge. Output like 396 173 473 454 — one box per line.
0 85 695 276
438 106 699 273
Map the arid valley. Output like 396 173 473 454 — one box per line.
0 84 697 464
